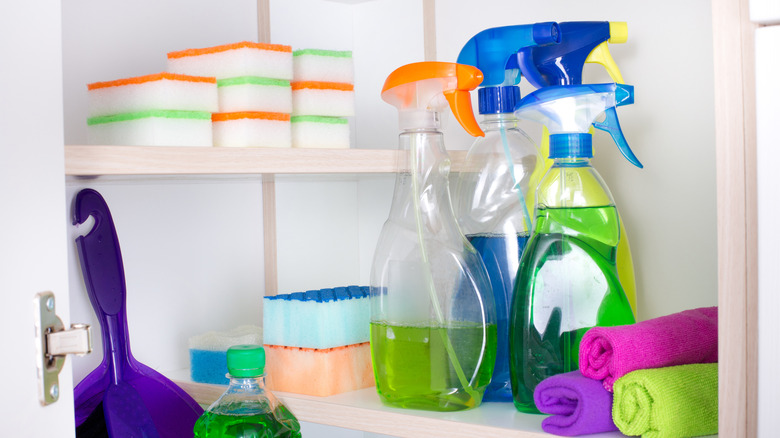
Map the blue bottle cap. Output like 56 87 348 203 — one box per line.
549 133 592 159
478 86 520 114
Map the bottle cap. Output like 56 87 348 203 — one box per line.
478 85 520 114
227 344 265 377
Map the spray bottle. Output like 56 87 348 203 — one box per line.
452 22 558 402
369 62 497 412
516 21 639 316
508 83 639 413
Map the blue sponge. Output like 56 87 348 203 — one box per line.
263 286 369 349
188 325 262 385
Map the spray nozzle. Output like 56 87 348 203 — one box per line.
514 83 642 168
457 23 561 114
382 62 484 136
517 21 628 88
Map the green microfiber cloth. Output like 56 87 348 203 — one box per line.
612 363 718 437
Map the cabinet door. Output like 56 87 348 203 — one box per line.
0 1 75 436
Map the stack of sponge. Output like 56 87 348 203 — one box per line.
86 73 218 146
168 41 294 148
290 49 354 149
262 286 373 396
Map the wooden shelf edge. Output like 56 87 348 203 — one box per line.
171 375 558 438
65 145 470 176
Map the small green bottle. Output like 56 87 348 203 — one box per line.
193 345 301 438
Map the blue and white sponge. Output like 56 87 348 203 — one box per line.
263 286 369 349
189 325 262 385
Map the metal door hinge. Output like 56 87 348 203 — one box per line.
34 291 92 405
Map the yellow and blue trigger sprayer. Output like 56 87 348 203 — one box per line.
369 62 497 412
453 22 560 403
509 82 640 413
516 21 639 316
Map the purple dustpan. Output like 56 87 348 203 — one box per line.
73 188 203 437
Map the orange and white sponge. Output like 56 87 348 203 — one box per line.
167 41 293 81
212 112 291 148
86 73 217 146
291 81 354 117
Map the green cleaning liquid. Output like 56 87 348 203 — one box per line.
193 405 301 438
370 322 497 411
509 205 635 413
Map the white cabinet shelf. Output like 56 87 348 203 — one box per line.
168 370 623 438
64 145 469 176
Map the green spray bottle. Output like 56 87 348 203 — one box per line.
517 21 639 316
369 62 497 412
508 83 639 413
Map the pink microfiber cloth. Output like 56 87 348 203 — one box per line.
534 371 618 436
579 306 718 392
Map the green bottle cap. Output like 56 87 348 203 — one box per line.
226 344 265 377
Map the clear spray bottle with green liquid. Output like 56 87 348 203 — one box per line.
369 62 497 412
517 21 639 316
452 22 559 402
509 83 639 413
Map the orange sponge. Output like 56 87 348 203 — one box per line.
264 343 374 397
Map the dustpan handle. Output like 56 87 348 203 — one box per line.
74 189 132 380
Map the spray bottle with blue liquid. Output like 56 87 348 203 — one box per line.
516 21 639 316
370 62 497 412
452 22 559 402
509 83 639 413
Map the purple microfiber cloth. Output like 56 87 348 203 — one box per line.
579 306 718 392
534 370 618 436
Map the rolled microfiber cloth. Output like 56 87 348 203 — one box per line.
534 371 618 436
612 363 718 438
579 306 717 391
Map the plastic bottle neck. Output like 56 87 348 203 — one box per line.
552 156 592 167
228 374 267 391
480 112 518 129
398 111 442 133
390 130 459 234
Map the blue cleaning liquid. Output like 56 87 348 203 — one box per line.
467 233 529 402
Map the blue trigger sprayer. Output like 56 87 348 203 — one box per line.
453 22 559 402
516 21 639 317
509 83 639 413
